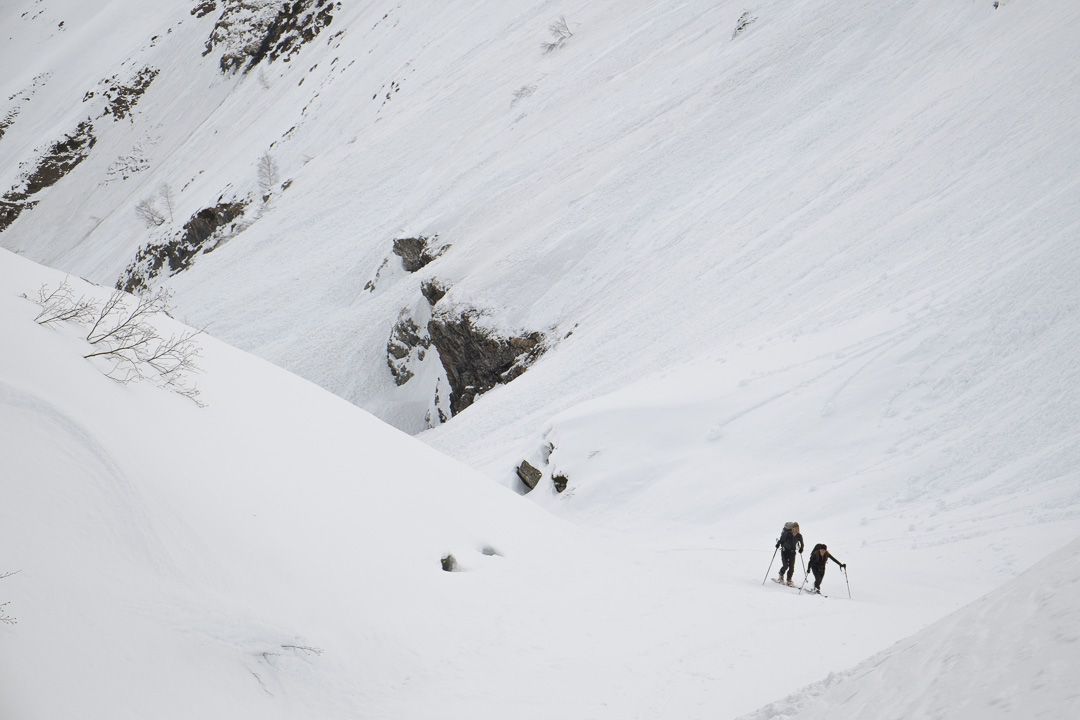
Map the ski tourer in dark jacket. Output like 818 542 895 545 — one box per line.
806 543 844 593
775 522 804 585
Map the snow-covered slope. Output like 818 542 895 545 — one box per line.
2 0 1080 716
3 0 1077 439
739 536 1080 720
2 252 1077 717
0 248 597 718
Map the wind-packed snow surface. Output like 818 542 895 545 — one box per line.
2 0 1080 717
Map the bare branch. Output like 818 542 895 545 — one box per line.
32 279 98 326
158 183 175 223
135 197 166 227
541 16 573 55
549 16 573 40
257 151 279 198
1 570 18 625
86 288 170 346
25 281 205 405
511 85 537 105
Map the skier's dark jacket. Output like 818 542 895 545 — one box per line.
776 528 804 553
807 543 843 573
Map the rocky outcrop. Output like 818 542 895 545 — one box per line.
84 67 160 122
516 461 542 490
428 310 546 415
421 279 448 306
515 443 569 494
0 119 96 233
254 0 338 67
552 473 569 493
119 199 248 293
191 1 217 19
387 311 430 386
392 235 450 272
0 73 50 143
203 0 340 73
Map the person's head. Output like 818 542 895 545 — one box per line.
818 544 827 555
791 523 799 534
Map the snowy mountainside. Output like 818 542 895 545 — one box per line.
0 247 605 719
11 244 1064 719
2 1 1080 715
2 0 1075 440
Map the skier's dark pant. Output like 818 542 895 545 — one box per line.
779 550 796 581
811 568 825 591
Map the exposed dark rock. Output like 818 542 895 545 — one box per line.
0 198 33 233
0 109 17 142
420 279 448 306
386 311 430 386
1 73 49 144
262 0 338 67
85 67 160 121
732 11 758 40
440 554 457 572
552 473 569 493
428 310 546 415
22 119 97 196
363 256 389 292
192 1 217 18
516 460 542 491
0 119 96 233
204 0 340 73
392 235 449 272
119 200 248 293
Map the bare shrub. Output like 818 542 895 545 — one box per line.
158 183 175 222
257 151 278 199
135 197 166 227
28 278 97 326
1 570 20 625
542 15 573 54
83 289 204 403
511 85 537 106
26 283 205 405
134 184 177 227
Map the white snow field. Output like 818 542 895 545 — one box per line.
2 0 1080 717
738 536 1080 720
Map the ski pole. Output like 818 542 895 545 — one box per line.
843 566 852 599
762 543 779 585
795 550 809 593
797 568 810 594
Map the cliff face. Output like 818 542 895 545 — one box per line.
427 311 545 416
